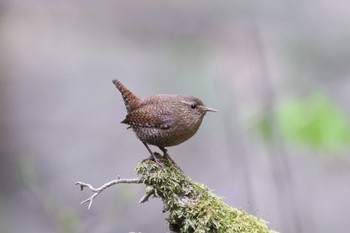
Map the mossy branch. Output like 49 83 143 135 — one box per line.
136 153 278 233
77 152 278 233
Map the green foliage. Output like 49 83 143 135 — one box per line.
136 155 277 233
256 94 350 153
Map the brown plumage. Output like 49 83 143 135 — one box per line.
112 79 217 160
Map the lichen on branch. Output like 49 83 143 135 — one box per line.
136 153 278 233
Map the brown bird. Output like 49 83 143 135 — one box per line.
112 79 217 164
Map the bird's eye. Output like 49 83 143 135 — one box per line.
191 104 197 109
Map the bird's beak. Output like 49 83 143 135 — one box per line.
203 106 218 112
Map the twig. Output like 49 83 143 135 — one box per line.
75 177 141 209
139 189 155 203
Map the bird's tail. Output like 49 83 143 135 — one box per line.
112 79 141 113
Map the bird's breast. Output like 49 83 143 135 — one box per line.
132 115 203 147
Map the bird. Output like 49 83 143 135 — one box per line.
112 79 217 165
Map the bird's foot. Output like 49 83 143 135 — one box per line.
151 152 164 166
141 142 167 168
159 147 183 172
141 153 166 168
141 142 164 167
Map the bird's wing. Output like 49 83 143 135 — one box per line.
121 106 174 129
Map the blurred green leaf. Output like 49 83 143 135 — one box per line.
256 94 350 153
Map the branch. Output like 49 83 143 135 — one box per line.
136 153 278 233
76 152 278 232
139 189 155 203
75 177 141 209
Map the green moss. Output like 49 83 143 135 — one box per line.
136 154 278 233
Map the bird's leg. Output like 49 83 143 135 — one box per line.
159 147 183 172
159 147 168 155
142 142 162 165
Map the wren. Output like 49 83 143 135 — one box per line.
112 79 217 163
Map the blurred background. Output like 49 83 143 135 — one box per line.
1 0 350 232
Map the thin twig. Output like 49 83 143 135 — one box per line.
75 177 142 209
139 190 155 203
